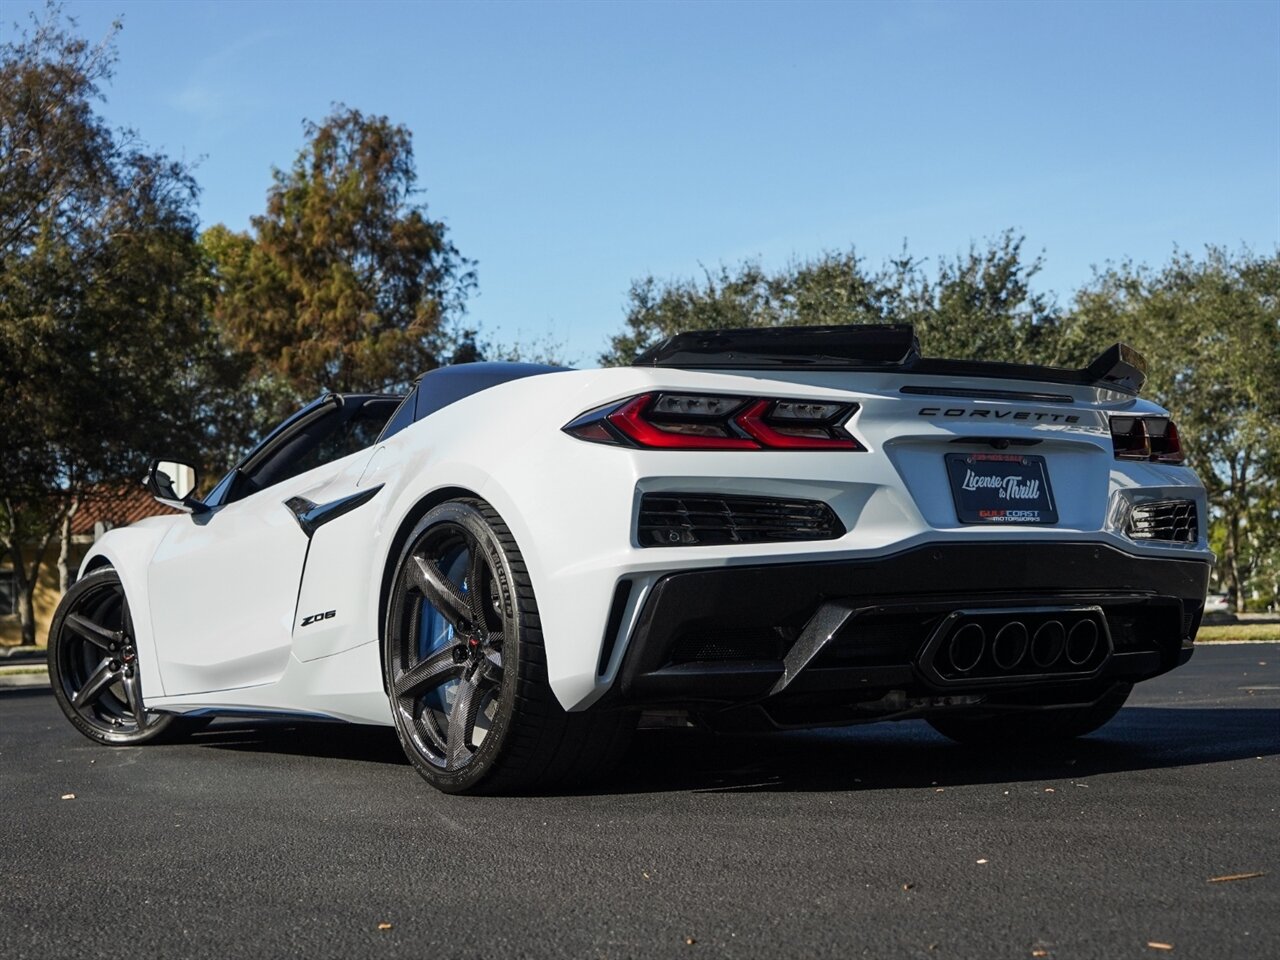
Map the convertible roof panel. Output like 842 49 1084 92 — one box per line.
414 362 571 422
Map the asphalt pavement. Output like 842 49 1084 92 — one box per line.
2 644 1277 960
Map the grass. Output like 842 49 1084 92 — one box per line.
0 665 49 677
1197 623 1280 643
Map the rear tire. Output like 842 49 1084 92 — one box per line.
384 498 632 794
926 682 1132 747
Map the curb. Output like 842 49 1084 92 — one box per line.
0 646 46 665
1196 638 1280 645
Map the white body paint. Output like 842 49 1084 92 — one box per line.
80 364 1211 724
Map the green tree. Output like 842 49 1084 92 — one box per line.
604 253 896 365
1072 248 1280 610
601 232 1061 365
899 232 1065 365
206 105 476 418
0 6 225 643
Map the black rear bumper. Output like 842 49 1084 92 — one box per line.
603 541 1209 725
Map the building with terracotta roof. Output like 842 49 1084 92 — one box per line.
68 485 180 539
1 485 177 647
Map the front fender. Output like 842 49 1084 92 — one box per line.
76 516 180 700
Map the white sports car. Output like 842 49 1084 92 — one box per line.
48 325 1212 793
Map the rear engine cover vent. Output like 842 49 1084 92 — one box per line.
638 493 845 547
1128 499 1198 543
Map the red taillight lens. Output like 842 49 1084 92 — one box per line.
1110 416 1184 464
1146 417 1185 464
609 395 758 449
736 399 861 449
563 393 864 451
1110 417 1150 460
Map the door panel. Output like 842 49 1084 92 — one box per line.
148 460 361 695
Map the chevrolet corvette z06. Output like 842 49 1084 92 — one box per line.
49 325 1211 793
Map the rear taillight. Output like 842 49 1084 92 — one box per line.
1146 417 1184 463
609 395 757 449
563 393 864 451
1110 415 1184 464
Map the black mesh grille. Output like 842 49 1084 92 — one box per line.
638 493 844 547
1128 499 1198 543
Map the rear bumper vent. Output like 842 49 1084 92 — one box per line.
638 493 845 547
1128 499 1198 543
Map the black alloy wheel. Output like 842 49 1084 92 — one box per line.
48 568 181 744
389 508 507 774
384 499 633 794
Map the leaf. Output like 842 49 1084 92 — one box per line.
1207 872 1264 883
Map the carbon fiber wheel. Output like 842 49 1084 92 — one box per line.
387 504 508 777
48 568 180 745
384 499 633 794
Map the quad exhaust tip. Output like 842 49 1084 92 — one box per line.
1031 620 1066 668
927 606 1111 683
1067 619 1100 666
991 621 1029 670
947 623 986 673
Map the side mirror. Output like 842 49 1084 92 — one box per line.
144 459 208 514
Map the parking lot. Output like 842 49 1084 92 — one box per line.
2 644 1277 959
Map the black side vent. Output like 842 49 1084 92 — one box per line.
1128 500 1198 543
638 493 845 547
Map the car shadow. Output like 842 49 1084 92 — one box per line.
0 685 56 700
185 705 1280 793
594 706 1280 794
189 718 410 766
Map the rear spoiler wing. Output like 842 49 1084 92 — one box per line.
631 324 1147 395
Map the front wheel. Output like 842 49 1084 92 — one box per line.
927 683 1133 747
48 568 183 745
384 498 632 794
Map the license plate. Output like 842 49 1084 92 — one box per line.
945 452 1058 524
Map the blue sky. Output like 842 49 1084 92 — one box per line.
10 0 1279 363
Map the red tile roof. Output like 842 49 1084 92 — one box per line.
71 485 178 536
